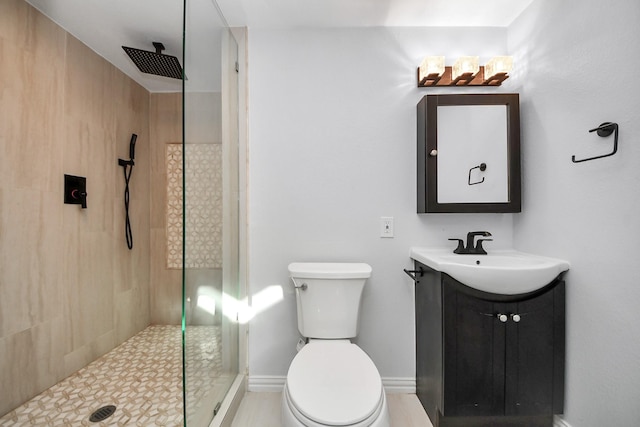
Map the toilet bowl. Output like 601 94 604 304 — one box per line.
282 340 390 427
282 263 390 427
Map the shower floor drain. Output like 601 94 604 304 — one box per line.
89 405 116 423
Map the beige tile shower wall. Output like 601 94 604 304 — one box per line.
0 0 150 417
149 92 183 325
149 92 222 325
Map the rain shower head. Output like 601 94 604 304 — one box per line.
122 42 183 79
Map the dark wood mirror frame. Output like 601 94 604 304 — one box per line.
417 93 521 213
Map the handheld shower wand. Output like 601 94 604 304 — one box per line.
119 134 137 249
119 134 137 167
129 133 136 161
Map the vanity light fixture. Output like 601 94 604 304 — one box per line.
484 56 513 85
417 55 513 87
451 56 480 84
418 56 446 86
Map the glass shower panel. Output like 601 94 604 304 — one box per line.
182 1 239 425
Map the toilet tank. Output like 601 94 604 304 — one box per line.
288 262 372 339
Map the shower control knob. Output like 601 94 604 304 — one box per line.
512 314 521 323
497 314 508 323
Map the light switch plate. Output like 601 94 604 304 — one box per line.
380 217 394 238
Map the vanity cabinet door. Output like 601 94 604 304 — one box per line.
443 285 506 416
504 284 565 416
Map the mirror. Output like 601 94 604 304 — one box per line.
417 93 521 213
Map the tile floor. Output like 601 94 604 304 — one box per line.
1 325 431 426
0 325 234 427
230 392 433 427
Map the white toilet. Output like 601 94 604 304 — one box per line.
282 262 391 427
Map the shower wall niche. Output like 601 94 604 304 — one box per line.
167 142 224 326
167 143 223 271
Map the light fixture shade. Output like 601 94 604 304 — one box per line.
419 56 445 80
452 56 479 80
485 56 513 79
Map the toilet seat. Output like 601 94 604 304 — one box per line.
285 340 384 426
284 383 385 427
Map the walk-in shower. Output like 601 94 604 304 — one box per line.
0 0 242 426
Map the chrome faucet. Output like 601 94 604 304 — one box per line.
449 231 493 255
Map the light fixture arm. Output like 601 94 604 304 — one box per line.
417 56 513 87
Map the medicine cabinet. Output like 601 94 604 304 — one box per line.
417 93 521 213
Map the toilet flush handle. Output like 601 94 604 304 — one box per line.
294 282 308 291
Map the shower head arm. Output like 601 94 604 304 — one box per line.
152 42 165 55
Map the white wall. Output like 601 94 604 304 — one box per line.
246 1 640 422
509 0 640 425
247 27 515 385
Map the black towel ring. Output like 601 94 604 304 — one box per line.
572 122 618 163
468 163 487 185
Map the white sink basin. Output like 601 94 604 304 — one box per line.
410 247 570 295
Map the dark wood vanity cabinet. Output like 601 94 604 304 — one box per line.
415 262 565 427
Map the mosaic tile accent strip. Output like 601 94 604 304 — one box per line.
166 144 183 269
0 325 228 427
166 143 223 269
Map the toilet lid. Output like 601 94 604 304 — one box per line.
286 341 383 426
288 263 372 279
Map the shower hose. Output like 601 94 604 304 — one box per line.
122 161 133 249
119 134 137 250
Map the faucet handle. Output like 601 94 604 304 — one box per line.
475 238 493 254
448 238 464 254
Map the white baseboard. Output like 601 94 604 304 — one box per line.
380 377 416 393
248 375 285 392
248 376 415 394
554 415 572 427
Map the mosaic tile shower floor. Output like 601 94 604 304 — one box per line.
0 325 231 426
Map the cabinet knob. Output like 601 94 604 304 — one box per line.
512 314 521 323
497 314 508 323
429 149 438 157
